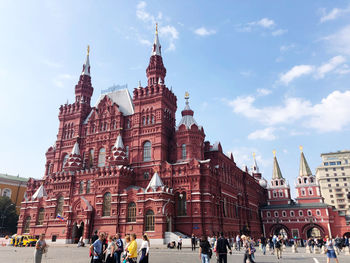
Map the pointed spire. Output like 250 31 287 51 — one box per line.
272 150 284 179
178 91 201 130
31 184 48 200
299 146 312 177
114 134 124 149
81 45 91 76
251 152 259 173
152 23 161 56
71 141 80 155
146 171 164 191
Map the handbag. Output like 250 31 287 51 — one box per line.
208 249 213 258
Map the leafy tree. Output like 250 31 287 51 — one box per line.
0 196 18 235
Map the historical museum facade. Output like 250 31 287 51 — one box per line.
261 148 350 239
17 28 267 244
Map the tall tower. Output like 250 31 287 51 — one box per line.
132 24 177 164
295 146 323 204
267 150 291 205
175 92 205 161
251 152 262 180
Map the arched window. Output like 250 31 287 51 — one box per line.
181 144 186 159
308 188 313 195
143 141 151 161
177 193 187 216
304 178 307 184
56 196 64 216
62 154 69 169
36 208 45 225
267 212 271 217
2 188 11 198
151 115 155 124
299 210 303 217
86 180 91 194
307 210 312 216
316 210 321 216
282 211 287 217
127 202 136 222
273 191 277 198
102 192 111 217
89 149 94 167
145 210 155 231
274 211 279 217
279 191 283 197
98 148 106 167
23 216 31 233
142 117 146 126
290 211 295 217
79 181 84 194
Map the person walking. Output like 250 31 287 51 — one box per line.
236 234 241 251
241 235 255 263
275 235 283 260
114 234 124 263
91 230 99 244
260 234 267 255
191 234 196 251
104 235 116 263
215 232 232 263
177 236 182 250
325 236 339 263
90 233 105 263
199 235 211 263
127 233 138 263
138 234 150 263
34 233 47 263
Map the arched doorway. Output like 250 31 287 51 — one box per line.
72 223 78 243
166 216 172 232
270 224 290 238
307 227 321 238
77 222 84 242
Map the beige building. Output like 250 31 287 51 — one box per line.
316 151 350 215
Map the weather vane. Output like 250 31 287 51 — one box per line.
299 145 303 152
87 45 90 55
273 149 276 157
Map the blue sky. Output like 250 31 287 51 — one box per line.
1 1 350 195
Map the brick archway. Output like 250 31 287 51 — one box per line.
269 224 291 237
302 224 325 238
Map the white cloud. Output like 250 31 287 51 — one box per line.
336 64 350 75
280 44 295 52
254 18 275 28
320 6 350 23
136 1 153 22
41 59 63 68
257 88 272 96
53 74 75 88
159 25 179 40
248 127 277 140
139 38 152 46
315 55 346 79
271 29 287 36
227 90 350 133
237 17 276 32
324 25 350 55
239 70 253 77
194 27 216 36
280 65 314 85
228 146 269 173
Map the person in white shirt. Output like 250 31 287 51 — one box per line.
236 235 241 251
177 236 183 250
138 234 150 263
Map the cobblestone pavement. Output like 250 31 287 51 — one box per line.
0 245 348 263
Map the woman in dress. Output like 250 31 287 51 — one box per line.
138 234 150 263
325 236 339 263
104 235 116 263
34 233 47 263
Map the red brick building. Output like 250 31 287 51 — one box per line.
261 148 350 239
17 28 266 244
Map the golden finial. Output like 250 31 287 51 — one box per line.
155 23 158 34
273 149 276 157
185 91 189 99
87 45 90 56
299 145 303 152
252 152 256 159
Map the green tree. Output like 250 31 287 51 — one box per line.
0 196 18 235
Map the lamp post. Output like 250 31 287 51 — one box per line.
0 203 15 234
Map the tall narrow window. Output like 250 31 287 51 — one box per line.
177 193 187 216
102 192 111 216
2 188 11 198
56 196 64 216
181 144 186 159
98 148 106 167
62 154 69 169
79 181 84 194
127 202 136 222
126 146 129 159
86 180 91 194
89 149 94 167
23 216 31 233
145 210 155 231
36 208 45 225
143 141 151 161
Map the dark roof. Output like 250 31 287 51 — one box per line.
260 202 329 210
0 173 28 183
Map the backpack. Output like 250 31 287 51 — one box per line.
275 240 281 249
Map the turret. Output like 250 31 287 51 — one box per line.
64 141 83 171
75 45 93 105
108 134 128 166
251 152 262 180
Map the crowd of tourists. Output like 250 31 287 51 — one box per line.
89 231 150 263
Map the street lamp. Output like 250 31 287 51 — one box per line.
0 203 15 234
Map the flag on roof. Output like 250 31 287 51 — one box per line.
56 214 64 221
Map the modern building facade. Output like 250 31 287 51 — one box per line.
261 148 350 239
0 173 28 213
17 28 266 244
316 151 350 215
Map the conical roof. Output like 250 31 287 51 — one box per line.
114 134 124 149
272 151 283 179
151 24 161 56
81 45 91 76
146 171 164 191
31 184 48 200
299 148 312 177
71 142 80 155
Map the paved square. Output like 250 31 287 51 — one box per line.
0 245 348 263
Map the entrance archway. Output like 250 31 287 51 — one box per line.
270 224 290 238
274 227 288 237
307 227 321 238
72 223 78 243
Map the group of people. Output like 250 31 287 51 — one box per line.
90 231 150 263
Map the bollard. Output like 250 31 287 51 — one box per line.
314 246 320 254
